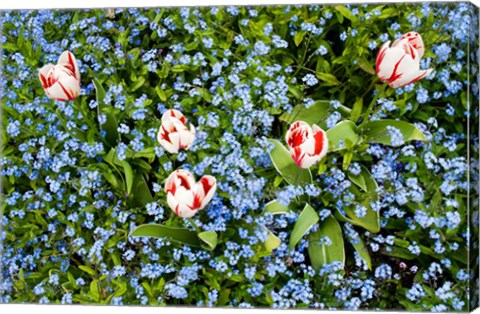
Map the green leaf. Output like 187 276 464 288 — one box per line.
289 204 319 251
294 31 307 46
264 228 281 252
89 280 100 301
360 120 427 146
198 231 218 251
263 200 291 215
347 164 377 193
351 237 372 270
279 100 331 128
93 78 106 104
78 265 96 276
357 57 375 75
130 224 201 247
335 5 356 22
114 282 128 297
334 203 380 233
120 161 134 195
155 86 167 102
315 72 341 86
308 215 345 271
350 98 363 123
130 76 146 92
268 139 312 185
131 172 153 207
326 120 359 151
93 79 118 146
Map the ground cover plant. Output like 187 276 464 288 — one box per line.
1 2 479 311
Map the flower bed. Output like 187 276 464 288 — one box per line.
0 3 478 311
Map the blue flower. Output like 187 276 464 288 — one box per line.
302 73 319 86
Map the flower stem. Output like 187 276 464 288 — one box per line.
188 218 201 233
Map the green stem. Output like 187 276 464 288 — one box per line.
188 218 201 234
359 83 386 129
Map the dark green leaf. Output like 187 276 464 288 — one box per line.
130 224 201 247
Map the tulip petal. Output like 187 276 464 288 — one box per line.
167 192 179 213
389 68 433 88
38 64 54 88
400 32 425 59
58 51 80 80
45 81 71 101
178 130 195 150
312 125 328 159
176 204 197 218
376 46 410 82
198 176 216 209
162 109 187 125
299 153 321 169
174 170 196 190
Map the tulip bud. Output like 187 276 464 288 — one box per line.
157 109 196 154
286 121 328 169
38 51 80 101
165 169 217 218
376 32 432 88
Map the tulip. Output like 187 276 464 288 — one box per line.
38 51 80 101
376 32 432 88
165 169 217 218
286 121 328 169
157 109 196 154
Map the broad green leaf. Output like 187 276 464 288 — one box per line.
381 247 416 260
263 200 291 215
198 231 218 251
294 31 307 46
326 120 359 151
308 215 345 271
78 265 96 276
279 100 331 128
316 72 341 86
131 173 153 207
103 112 119 146
335 5 357 22
93 79 118 147
130 76 146 91
120 161 134 195
130 224 201 247
347 164 377 193
114 282 128 297
264 228 281 252
351 237 372 270
268 139 312 185
156 86 167 102
357 57 375 75
89 280 100 301
334 203 380 233
350 98 363 123
360 120 427 146
289 204 319 251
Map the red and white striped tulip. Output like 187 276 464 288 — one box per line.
376 32 432 88
157 109 196 154
38 51 80 101
165 169 217 218
286 121 328 169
